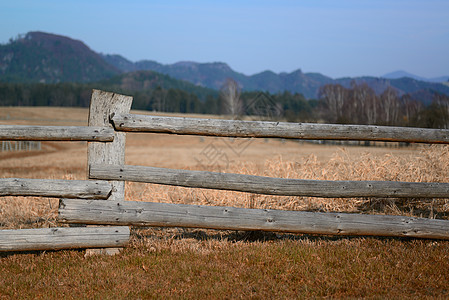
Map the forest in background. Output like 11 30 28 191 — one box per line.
0 80 449 129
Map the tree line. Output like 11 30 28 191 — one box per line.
318 82 449 128
0 81 317 119
0 81 448 129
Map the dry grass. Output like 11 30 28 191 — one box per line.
1 107 449 228
1 107 449 298
126 145 449 220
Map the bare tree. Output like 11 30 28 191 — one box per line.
432 93 449 128
319 84 348 123
152 86 167 112
379 86 400 125
401 95 423 126
352 82 378 124
220 78 242 119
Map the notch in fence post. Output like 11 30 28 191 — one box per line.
86 89 133 256
88 89 133 200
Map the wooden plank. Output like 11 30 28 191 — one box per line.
0 125 114 141
90 164 449 198
88 90 132 201
0 226 130 252
0 178 112 199
111 113 449 144
59 199 449 240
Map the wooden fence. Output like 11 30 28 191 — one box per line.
1 141 41 152
2 89 449 252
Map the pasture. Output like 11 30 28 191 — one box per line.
1 106 449 298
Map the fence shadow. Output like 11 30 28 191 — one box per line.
355 197 449 220
130 226 429 245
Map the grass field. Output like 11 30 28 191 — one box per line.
1 107 449 298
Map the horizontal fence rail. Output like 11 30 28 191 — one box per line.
111 113 449 144
0 226 130 252
90 164 449 198
0 125 114 141
0 178 112 199
59 199 449 240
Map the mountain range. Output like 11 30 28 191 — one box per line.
382 70 449 83
102 54 449 101
1 31 449 101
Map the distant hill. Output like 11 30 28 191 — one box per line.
103 54 449 100
383 70 449 83
0 32 216 100
96 70 218 101
102 54 335 98
332 76 449 105
0 32 120 83
102 55 251 90
1 31 449 102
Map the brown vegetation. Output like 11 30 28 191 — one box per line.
1 107 449 298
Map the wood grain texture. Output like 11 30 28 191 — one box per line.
0 125 114 141
0 178 112 199
0 226 130 252
111 113 449 144
59 199 449 240
87 90 133 201
90 164 449 198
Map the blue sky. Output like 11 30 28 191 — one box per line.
0 0 448 78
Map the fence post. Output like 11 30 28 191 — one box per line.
86 89 133 255
88 90 133 199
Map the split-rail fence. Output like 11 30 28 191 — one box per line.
2 89 449 252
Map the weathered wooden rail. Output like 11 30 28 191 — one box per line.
0 125 114 141
90 164 449 198
111 113 449 144
59 199 449 240
0 227 129 252
0 178 112 199
2 89 449 253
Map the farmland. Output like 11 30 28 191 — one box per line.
1 107 449 298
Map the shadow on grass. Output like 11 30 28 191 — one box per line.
131 226 427 244
0 248 85 258
2 226 444 257
355 197 449 219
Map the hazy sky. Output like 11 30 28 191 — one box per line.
1 0 448 78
